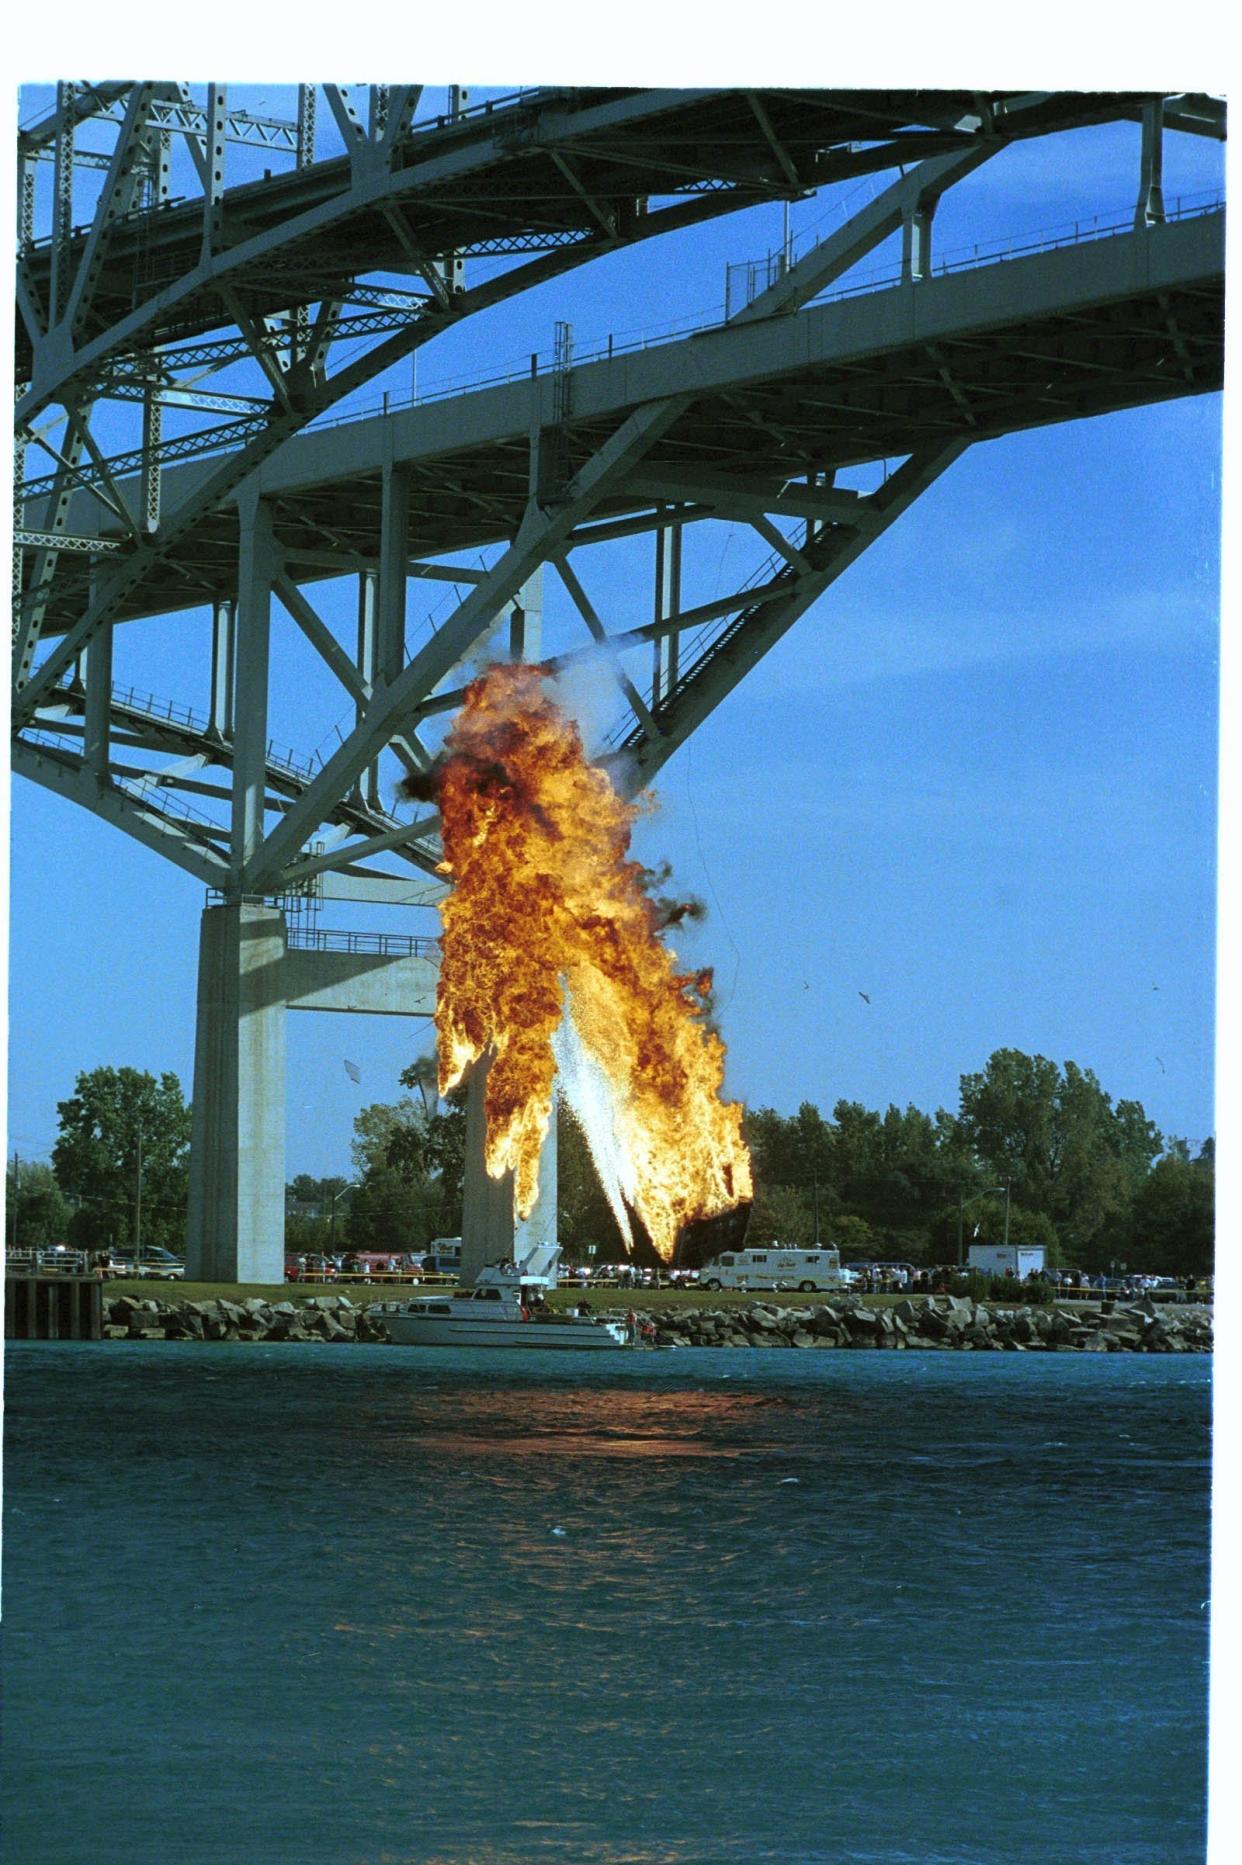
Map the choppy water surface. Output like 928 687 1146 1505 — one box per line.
2 1344 1210 1865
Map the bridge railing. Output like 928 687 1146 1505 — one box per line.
310 189 1225 434
19 190 1223 502
285 927 440 959
27 683 326 792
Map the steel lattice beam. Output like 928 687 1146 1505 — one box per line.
11 86 1226 910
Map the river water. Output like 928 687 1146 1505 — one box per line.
1 1343 1210 1865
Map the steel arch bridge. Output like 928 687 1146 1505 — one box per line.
11 82 1226 1281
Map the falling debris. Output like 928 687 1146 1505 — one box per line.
858 991 871 1005
343 1060 362 1084
408 662 752 1260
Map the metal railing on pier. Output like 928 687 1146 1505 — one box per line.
284 927 439 959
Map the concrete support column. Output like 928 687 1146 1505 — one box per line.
377 463 410 688
652 511 681 707
83 619 112 777
185 902 288 1283
231 494 275 886
902 203 933 282
508 567 543 660
1136 100 1166 229
210 598 236 739
357 570 379 807
460 1053 558 1285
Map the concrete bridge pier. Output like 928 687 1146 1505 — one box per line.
185 900 440 1284
460 1055 558 1286
186 901 287 1284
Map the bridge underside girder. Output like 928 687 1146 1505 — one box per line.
22 209 1223 640
14 204 1224 907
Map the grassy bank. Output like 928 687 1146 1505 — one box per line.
104 1279 917 1314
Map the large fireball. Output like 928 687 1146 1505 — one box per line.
424 662 752 1261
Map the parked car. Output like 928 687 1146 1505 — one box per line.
108 1247 185 1280
292 1254 338 1282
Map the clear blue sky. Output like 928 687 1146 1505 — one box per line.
5 85 1223 1178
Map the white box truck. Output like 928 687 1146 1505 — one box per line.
700 1246 849 1292
967 1244 1046 1278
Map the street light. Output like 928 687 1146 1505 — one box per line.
957 1183 1009 1267
329 1183 355 1252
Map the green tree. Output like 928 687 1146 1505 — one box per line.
284 1176 351 1253
1124 1140 1214 1277
286 1172 349 1214
52 1067 191 1251
958 1194 1058 1256
834 1100 967 1239
957 1049 1161 1262
346 1075 468 1240
556 1103 623 1258
748 1181 814 1247
389 1061 468 1219
5 1159 70 1251
345 1166 442 1253
285 1210 333 1254
745 1101 833 1190
832 1213 874 1258
351 1098 424 1177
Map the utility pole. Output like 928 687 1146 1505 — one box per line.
11 1152 18 1253
135 1129 144 1254
812 1172 821 1246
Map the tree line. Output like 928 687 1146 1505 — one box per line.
6 1049 1214 1278
741 1049 1213 1276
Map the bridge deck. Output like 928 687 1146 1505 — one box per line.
40 207 1224 634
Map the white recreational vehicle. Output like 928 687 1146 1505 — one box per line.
700 1246 849 1292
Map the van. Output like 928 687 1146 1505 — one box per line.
700 1246 848 1293
421 1237 463 1276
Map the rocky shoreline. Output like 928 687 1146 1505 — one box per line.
617 1293 1213 1353
100 1290 1213 1352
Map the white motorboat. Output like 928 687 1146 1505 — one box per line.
376 1248 631 1350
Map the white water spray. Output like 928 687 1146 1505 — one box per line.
551 997 638 1248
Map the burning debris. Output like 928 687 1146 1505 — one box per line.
397 764 442 805
409 662 752 1261
636 860 708 932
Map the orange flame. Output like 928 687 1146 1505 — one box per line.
431 662 752 1260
